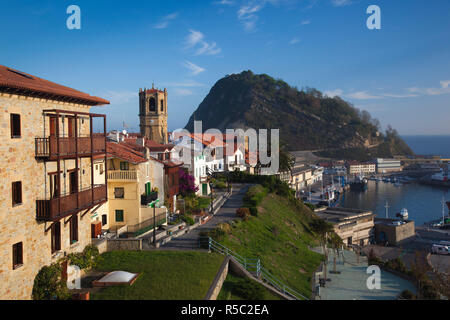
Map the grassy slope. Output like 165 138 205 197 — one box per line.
219 192 323 299
217 270 282 300
91 251 224 300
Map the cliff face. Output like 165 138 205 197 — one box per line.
185 71 413 159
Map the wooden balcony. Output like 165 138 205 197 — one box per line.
107 170 137 181
36 184 107 222
35 134 106 160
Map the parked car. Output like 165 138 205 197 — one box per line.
431 244 450 255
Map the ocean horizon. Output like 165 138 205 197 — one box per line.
401 135 450 158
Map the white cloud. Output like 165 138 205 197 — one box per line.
237 3 264 32
347 91 380 100
290 37 300 45
407 80 450 96
185 29 221 56
300 20 311 25
214 0 234 5
331 0 352 7
182 61 206 75
153 12 178 29
324 89 344 97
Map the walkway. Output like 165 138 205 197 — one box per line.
314 248 416 300
160 184 250 250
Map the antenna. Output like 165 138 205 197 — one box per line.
385 201 389 219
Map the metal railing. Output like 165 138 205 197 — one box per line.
205 237 308 300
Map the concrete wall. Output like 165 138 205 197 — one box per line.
374 219 415 245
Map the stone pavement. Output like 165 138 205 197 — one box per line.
314 247 416 300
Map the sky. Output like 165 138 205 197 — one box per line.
1 0 450 135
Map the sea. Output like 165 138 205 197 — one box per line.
339 135 450 226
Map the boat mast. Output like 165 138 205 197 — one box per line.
385 201 389 219
442 196 446 223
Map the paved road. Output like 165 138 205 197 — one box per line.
159 184 250 250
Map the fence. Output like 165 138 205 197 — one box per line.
204 237 308 300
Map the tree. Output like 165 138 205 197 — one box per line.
310 219 335 280
278 143 295 173
328 232 344 273
179 168 199 197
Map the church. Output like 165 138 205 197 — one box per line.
139 85 168 144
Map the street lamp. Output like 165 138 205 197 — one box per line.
149 199 160 247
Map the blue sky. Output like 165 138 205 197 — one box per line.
1 0 450 135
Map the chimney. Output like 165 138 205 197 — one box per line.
144 147 150 160
137 137 145 147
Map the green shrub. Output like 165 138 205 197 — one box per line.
67 244 100 270
32 263 69 300
181 214 195 226
234 278 266 300
248 206 258 216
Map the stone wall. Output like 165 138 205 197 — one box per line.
0 93 106 299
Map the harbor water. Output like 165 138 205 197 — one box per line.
339 180 449 226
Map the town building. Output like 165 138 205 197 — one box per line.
374 218 415 245
0 65 109 299
346 161 376 176
315 207 375 246
376 158 403 174
99 140 167 236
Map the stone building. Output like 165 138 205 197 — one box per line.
0 65 109 299
315 207 375 246
139 86 168 144
374 218 415 245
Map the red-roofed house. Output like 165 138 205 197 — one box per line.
0 65 109 299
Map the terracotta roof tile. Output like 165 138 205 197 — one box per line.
0 65 109 106
107 141 147 164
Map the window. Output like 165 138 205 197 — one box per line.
160 100 164 112
10 114 21 138
114 187 125 199
115 210 124 222
12 242 23 269
12 181 22 206
101 214 107 226
120 162 129 171
149 98 156 112
99 164 104 175
51 222 61 254
69 215 78 244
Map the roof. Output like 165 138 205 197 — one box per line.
0 65 110 106
315 207 374 224
107 141 147 164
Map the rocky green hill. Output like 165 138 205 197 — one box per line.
185 71 413 160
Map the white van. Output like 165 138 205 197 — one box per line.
431 244 450 255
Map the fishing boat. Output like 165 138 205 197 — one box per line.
350 176 368 191
396 208 409 220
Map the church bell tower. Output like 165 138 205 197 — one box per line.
139 85 168 144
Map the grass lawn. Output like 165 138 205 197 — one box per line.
91 251 224 300
219 191 324 299
218 270 282 300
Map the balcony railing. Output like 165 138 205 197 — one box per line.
108 170 137 181
36 184 107 222
141 192 158 206
35 134 106 159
